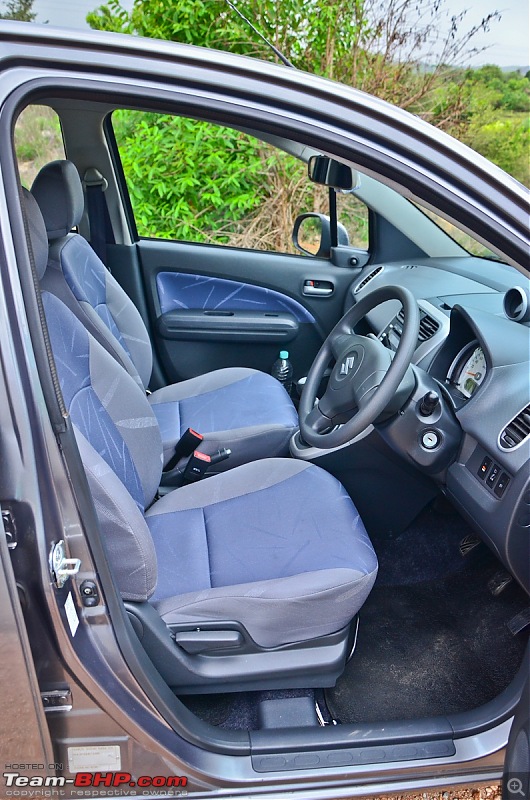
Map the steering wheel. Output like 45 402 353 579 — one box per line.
299 285 420 449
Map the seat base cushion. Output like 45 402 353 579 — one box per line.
149 367 299 469
146 459 377 648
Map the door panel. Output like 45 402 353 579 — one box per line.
136 238 365 385
156 271 315 321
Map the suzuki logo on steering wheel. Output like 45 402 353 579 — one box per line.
340 355 356 376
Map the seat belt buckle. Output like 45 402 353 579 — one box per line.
183 450 212 482
165 427 204 472
182 448 232 483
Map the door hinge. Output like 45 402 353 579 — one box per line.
41 688 72 712
1 508 17 550
49 540 81 589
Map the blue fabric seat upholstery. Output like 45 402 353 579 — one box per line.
31 160 298 469
25 188 378 654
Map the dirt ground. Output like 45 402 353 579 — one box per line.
368 784 501 799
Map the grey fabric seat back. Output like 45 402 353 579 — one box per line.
23 187 161 602
44 286 162 600
31 160 153 389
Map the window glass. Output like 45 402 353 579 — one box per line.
336 190 370 250
112 110 368 255
15 105 65 188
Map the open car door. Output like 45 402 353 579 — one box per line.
503 673 530 799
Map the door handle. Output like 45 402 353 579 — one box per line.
303 279 334 297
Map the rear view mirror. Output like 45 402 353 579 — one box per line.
308 155 359 190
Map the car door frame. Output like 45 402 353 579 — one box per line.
1 23 529 795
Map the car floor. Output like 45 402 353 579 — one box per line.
179 498 529 729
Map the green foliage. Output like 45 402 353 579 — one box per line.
86 0 134 33
466 114 530 187
113 110 268 242
113 110 325 249
431 66 530 184
0 0 35 21
466 65 530 113
89 0 529 254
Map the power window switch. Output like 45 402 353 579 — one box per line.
486 463 501 488
477 456 492 479
494 472 510 498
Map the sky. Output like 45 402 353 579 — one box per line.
27 0 530 68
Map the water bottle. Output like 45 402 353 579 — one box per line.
271 350 293 395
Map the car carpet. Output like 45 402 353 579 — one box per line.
180 688 315 730
324 503 529 723
179 502 528 728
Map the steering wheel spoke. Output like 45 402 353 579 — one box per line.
305 404 334 434
299 286 420 449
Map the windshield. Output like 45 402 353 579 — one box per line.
410 201 504 261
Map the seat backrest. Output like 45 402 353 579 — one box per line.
23 187 160 602
31 160 153 390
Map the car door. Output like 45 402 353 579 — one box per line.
503 674 530 799
107 110 371 386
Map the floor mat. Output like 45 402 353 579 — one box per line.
369 500 477 586
180 688 314 730
325 550 528 723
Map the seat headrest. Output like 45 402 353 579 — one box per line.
21 188 49 280
31 160 84 240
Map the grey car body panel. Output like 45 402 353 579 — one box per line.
0 19 528 798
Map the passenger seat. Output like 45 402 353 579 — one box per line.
31 160 299 470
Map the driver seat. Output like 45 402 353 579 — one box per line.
25 188 378 691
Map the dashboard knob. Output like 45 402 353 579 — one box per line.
419 390 440 417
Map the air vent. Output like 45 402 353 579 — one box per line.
401 265 418 270
500 405 530 450
354 265 384 293
418 314 439 342
396 309 439 343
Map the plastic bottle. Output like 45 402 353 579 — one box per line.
271 350 293 395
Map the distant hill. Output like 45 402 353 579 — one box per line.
420 62 529 75
499 66 529 74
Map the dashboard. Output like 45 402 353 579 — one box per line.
350 257 530 594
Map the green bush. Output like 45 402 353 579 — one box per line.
113 111 268 242
466 114 530 187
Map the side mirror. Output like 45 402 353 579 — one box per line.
308 155 359 190
293 213 349 257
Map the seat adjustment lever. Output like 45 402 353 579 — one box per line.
174 629 243 654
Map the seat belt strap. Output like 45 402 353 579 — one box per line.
83 168 115 266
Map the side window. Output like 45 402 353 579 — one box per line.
336 190 370 250
111 109 337 254
15 105 65 187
